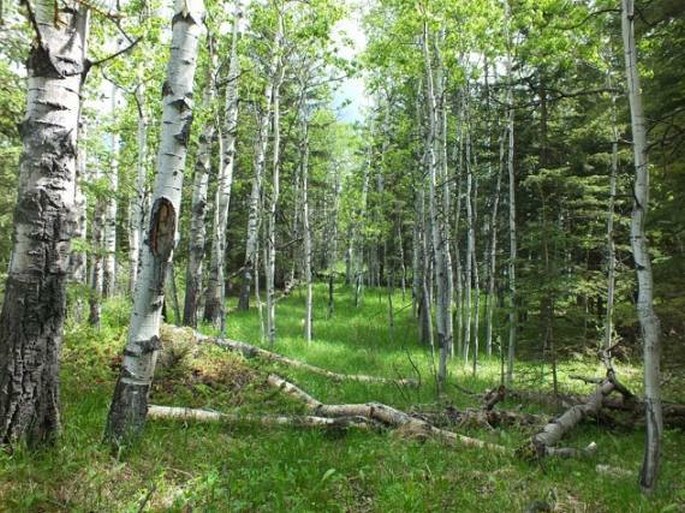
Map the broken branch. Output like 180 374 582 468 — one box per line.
267 374 507 453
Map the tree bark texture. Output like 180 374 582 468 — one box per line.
238 102 268 312
148 405 378 430
69 119 88 286
183 38 216 328
520 379 615 459
0 0 89 447
102 82 119 298
301 116 313 343
621 0 663 494
105 0 204 444
129 79 149 294
204 5 240 328
422 21 452 389
265 9 285 346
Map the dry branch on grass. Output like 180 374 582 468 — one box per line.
510 385 685 430
519 378 615 459
147 405 379 430
266 374 507 452
164 325 418 387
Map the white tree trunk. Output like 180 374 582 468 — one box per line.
103 82 120 298
621 0 662 493
464 102 474 366
183 38 216 328
422 21 452 389
105 0 204 443
436 36 454 363
0 0 89 447
485 126 505 357
69 119 88 286
238 104 268 311
89 151 105 326
129 80 149 294
604 72 619 354
204 6 240 328
265 7 285 345
301 115 313 343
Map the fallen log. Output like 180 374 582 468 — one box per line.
164 325 418 387
519 379 615 459
510 388 685 430
267 374 507 453
147 405 380 430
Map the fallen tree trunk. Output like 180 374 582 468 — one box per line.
510 388 685 430
164 325 418 387
148 405 380 430
267 374 507 453
519 379 615 459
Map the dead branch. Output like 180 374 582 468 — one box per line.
510 386 685 429
147 405 380 430
267 374 507 453
484 385 507 411
519 379 615 459
164 325 418 387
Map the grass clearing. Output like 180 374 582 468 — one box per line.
0 283 683 512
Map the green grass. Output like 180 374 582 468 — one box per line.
0 283 683 512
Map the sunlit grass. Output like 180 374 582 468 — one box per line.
0 283 683 512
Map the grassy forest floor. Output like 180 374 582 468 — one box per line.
0 283 684 512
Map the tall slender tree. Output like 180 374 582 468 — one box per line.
183 36 217 327
204 2 240 328
106 0 204 443
621 0 663 493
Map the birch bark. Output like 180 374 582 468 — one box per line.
301 116 313 342
105 0 204 443
238 103 268 312
0 0 89 447
183 37 216 327
422 20 452 389
621 0 662 493
69 119 88 286
204 4 240 328
265 5 285 345
604 72 618 354
129 80 148 293
103 82 120 297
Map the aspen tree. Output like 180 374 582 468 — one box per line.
0 0 90 447
106 0 204 443
621 0 663 493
